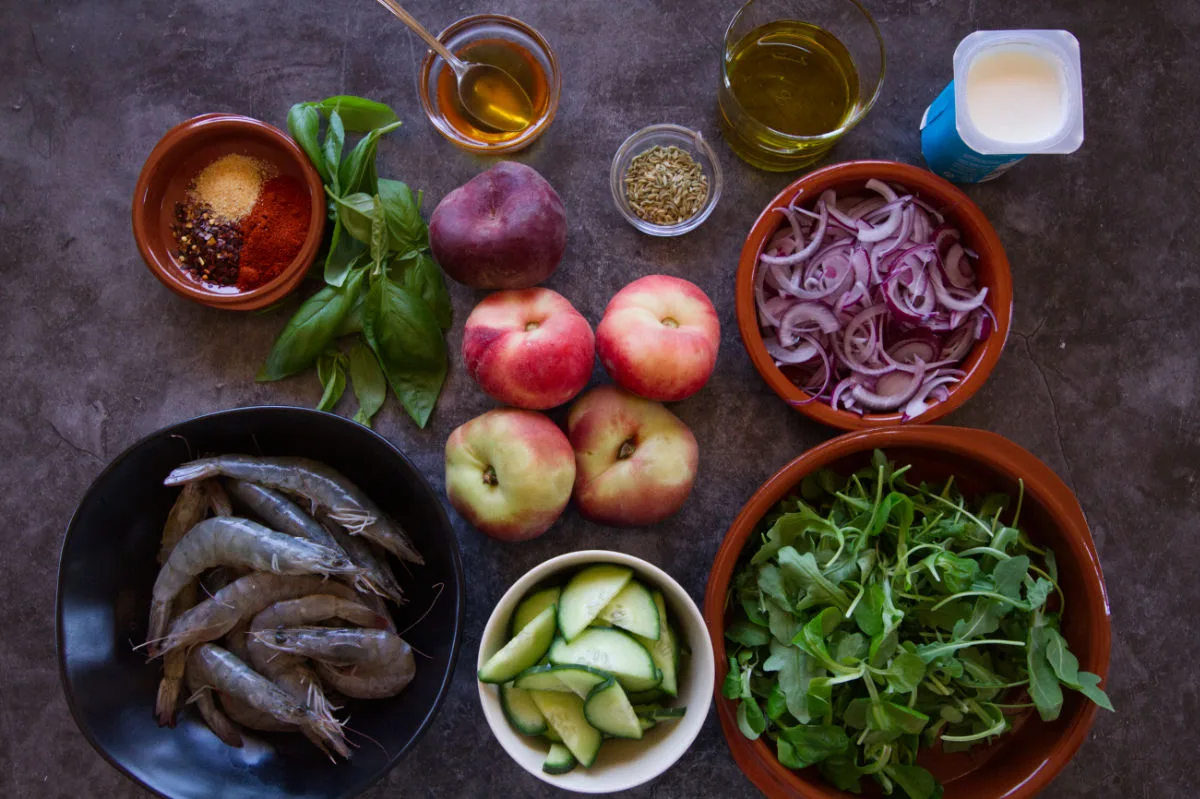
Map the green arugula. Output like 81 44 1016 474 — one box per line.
263 96 452 428
725 453 1113 799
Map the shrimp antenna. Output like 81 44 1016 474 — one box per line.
169 433 195 460
341 721 391 758
396 582 444 638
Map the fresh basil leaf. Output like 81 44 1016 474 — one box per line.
331 191 376 244
311 95 399 132
315 352 346 411
286 103 328 184
377 178 429 253
347 337 386 427
885 764 942 799
258 269 364 380
736 698 766 740
339 121 402 195
1073 671 1115 712
324 219 367 287
362 276 446 428
726 619 770 648
322 110 345 194
370 195 387 269
1027 626 1064 721
335 287 366 337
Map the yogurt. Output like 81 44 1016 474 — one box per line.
921 30 1084 183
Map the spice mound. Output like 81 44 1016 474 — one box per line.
171 153 310 291
624 145 710 226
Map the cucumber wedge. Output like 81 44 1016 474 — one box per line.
500 682 547 735
512 586 561 637
638 716 657 732
557 565 633 642
636 591 679 697
543 727 563 743
583 678 643 739
479 606 557 683
625 688 665 704
597 580 660 640
634 704 687 720
549 628 661 693
513 664 611 697
530 690 603 768
543 742 577 775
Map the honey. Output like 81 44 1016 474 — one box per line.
436 38 550 144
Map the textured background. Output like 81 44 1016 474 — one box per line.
2 0 1198 797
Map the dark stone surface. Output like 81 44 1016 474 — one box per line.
2 0 1196 797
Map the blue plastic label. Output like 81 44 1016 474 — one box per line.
920 81 1026 183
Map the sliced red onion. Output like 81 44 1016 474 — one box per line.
754 179 994 415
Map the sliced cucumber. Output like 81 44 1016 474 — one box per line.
549 628 661 693
636 591 679 697
543 727 562 743
500 682 547 735
625 688 665 704
638 716 657 732
530 690 603 768
557 565 633 642
512 586 561 637
584 678 643 739
478 606 557 684
513 664 611 697
597 580 660 640
634 704 687 720
543 742 577 775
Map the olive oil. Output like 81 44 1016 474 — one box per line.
719 19 862 169
436 38 549 144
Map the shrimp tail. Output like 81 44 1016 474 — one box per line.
155 648 188 726
304 682 350 760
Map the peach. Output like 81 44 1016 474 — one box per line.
596 275 720 402
444 409 575 541
463 289 595 410
567 386 699 528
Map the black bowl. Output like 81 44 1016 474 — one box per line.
55 406 464 799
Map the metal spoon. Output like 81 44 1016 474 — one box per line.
374 0 535 133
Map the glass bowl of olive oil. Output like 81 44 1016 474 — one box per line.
419 15 561 154
718 0 885 171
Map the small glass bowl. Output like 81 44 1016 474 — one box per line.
418 14 561 154
610 124 723 237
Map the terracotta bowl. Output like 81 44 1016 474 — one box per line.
132 114 326 311
735 160 1013 430
703 426 1111 799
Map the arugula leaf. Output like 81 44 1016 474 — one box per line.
362 276 446 428
778 546 851 612
721 656 743 700
763 639 818 723
1073 671 1115 712
820 755 862 793
991 555 1031 598
309 95 399 132
766 684 789 721
884 651 926 693
1027 625 1064 721
766 597 802 645
1042 627 1080 684
258 269 363 380
757 563 789 608
726 618 770 648
737 698 766 740
315 351 346 411
776 724 849 769
347 338 386 427
951 598 1002 641
885 764 942 799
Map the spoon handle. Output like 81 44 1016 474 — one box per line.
373 0 462 67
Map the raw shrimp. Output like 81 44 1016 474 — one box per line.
246 595 386 757
252 627 416 699
157 482 207 565
160 573 359 655
218 695 294 732
187 644 347 757
146 517 359 654
228 479 402 603
164 455 423 565
154 484 208 726
203 480 233 517
185 666 242 747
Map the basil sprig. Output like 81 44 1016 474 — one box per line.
260 96 451 429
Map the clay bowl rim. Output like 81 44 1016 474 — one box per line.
131 113 326 311
734 160 1014 430
702 425 1111 799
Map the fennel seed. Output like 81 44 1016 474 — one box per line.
624 145 709 226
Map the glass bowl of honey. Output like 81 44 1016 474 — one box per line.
419 15 561 154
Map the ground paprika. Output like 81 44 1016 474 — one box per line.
236 176 311 291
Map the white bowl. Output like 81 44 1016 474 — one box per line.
476 549 715 793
